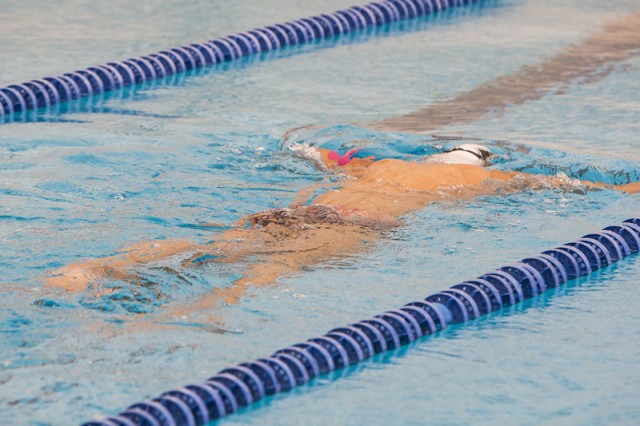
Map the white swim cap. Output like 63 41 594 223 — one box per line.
424 144 493 166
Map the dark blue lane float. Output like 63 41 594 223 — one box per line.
83 218 640 425
0 0 478 121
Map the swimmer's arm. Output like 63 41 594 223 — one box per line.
494 170 640 194
533 173 640 193
616 182 640 193
580 180 640 193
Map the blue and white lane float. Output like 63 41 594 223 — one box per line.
0 0 478 119
83 218 640 426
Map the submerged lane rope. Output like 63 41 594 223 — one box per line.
0 0 478 120
83 218 640 425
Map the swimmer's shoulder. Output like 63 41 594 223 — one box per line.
487 168 517 181
369 159 488 173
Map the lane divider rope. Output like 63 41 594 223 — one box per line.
83 218 640 425
0 0 477 119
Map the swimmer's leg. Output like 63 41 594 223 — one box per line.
166 223 379 321
45 239 197 291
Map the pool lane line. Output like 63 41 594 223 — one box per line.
82 218 640 426
0 0 480 121
2 2 493 124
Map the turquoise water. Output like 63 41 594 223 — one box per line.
1 0 639 424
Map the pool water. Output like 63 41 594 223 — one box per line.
1 0 639 424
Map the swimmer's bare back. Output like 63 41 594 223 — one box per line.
373 13 640 133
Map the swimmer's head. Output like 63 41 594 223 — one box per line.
424 144 493 166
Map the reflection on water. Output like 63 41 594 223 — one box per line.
375 13 640 134
0 1 499 124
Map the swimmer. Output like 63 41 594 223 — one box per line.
46 143 640 312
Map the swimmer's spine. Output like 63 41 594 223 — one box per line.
83 218 640 426
0 0 477 119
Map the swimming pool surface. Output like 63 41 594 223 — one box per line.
1 0 639 424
